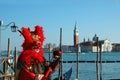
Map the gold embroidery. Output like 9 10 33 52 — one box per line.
32 35 40 41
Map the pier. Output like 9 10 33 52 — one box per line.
0 38 17 80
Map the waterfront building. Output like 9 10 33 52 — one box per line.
80 41 93 53
62 45 76 52
81 34 112 53
112 43 120 52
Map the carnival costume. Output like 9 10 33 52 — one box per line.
17 25 62 80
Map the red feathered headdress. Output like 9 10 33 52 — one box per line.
20 25 45 51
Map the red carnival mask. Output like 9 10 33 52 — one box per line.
20 25 45 50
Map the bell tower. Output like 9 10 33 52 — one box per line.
74 23 79 46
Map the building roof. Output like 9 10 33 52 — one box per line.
81 40 106 46
80 41 93 46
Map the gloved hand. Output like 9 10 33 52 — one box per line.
53 50 62 59
49 50 62 70
39 50 62 80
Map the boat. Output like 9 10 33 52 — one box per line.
53 67 72 80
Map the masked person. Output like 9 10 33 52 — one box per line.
16 25 62 80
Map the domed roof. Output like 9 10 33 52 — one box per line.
92 34 97 41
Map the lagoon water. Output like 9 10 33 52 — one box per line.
44 52 120 80
1 52 120 80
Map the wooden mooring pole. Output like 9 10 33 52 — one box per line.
96 37 103 80
96 37 99 80
48 43 51 63
75 45 79 80
58 28 62 80
2 38 11 80
7 38 10 58
100 43 102 80
14 47 17 80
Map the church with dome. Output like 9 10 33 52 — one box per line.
80 34 112 53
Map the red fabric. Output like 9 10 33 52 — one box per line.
34 25 45 47
21 27 33 50
18 69 35 80
44 69 52 78
18 68 51 80
18 69 51 80
41 68 52 80
19 50 46 66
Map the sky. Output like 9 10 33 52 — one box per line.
0 0 120 51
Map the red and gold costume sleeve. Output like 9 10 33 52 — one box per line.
18 69 35 80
